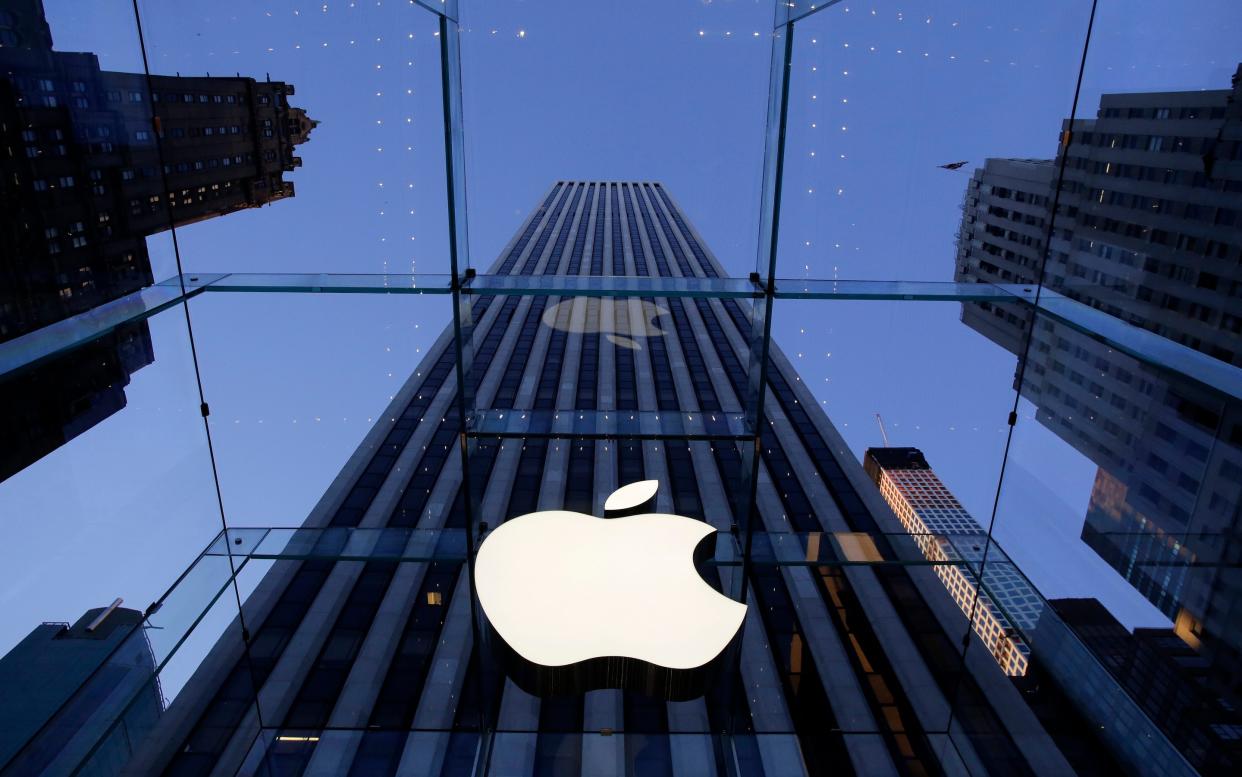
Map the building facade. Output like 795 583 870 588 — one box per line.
112 181 1124 777
863 447 1037 677
0 603 161 775
953 69 1242 706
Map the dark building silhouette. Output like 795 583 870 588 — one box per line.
1051 598 1242 774
0 602 162 775
0 0 315 480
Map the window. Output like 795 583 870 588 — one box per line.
203 126 214 136
198 94 208 103
32 179 48 191
57 175 74 188
129 90 143 102
121 169 135 181
44 226 58 239
135 129 150 141
182 93 193 102
213 94 223 103
71 235 88 248
106 90 122 102
226 94 236 103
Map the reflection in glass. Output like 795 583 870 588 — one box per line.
0 321 151 481
0 0 316 478
956 63 1242 775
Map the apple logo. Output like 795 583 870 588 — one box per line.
474 480 746 700
540 299 671 350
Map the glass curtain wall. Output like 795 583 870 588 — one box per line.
0 1 1239 776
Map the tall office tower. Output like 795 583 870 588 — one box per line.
863 447 1037 677
0 0 314 480
122 181 1112 777
956 64 1242 365
953 69 1242 702
0 603 161 775
1048 598 1242 774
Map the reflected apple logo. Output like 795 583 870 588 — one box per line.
540 299 670 350
474 480 746 700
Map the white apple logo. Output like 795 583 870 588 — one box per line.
474 480 746 700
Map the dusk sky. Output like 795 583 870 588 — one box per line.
3 0 1239 670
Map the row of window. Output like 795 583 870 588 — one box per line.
1069 156 1242 193
1076 183 1240 227
15 77 270 104
988 185 1050 208
162 124 245 139
1078 212 1238 259
127 181 235 215
1076 131 1242 161
1100 105 1227 121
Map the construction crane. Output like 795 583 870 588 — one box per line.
875 413 891 447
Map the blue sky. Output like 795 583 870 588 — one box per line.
3 0 1240 660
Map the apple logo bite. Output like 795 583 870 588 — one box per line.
474 480 747 701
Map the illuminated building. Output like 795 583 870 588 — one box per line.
864 447 1035 677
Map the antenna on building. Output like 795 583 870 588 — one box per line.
875 413 891 447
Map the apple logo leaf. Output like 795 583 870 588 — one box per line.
603 479 659 517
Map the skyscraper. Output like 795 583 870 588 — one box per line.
0 0 315 480
956 65 1242 365
863 447 1037 677
0 602 161 776
953 68 1242 704
119 181 1113 777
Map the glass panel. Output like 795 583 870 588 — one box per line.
160 272 455 294
0 303 224 675
770 295 1027 761
132 0 452 276
460 3 771 279
185 292 451 528
977 0 1242 773
777 0 1093 281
